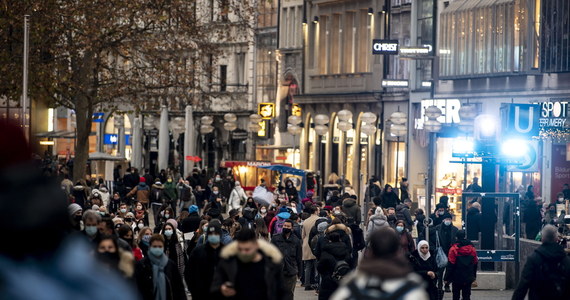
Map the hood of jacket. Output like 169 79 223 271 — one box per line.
370 214 388 226
137 182 149 190
73 185 85 191
325 223 351 235
467 207 480 215
342 198 356 208
359 255 412 279
322 241 350 260
220 239 282 264
395 204 407 212
536 242 567 261
151 184 163 190
453 242 476 256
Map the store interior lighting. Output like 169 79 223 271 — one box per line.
452 139 475 157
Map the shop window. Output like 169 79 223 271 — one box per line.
386 140 406 188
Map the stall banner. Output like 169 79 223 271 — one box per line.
552 144 570 194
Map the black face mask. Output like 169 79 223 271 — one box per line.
74 215 82 222
124 238 133 245
125 218 133 222
282 228 292 235
97 251 120 266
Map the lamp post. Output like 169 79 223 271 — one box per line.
360 112 377 224
337 109 353 193
389 111 408 188
287 115 302 168
200 116 215 169
223 113 238 160
248 114 262 161
314 114 330 200
423 105 443 243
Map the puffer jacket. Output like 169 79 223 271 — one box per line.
366 213 388 239
444 239 478 284
342 198 362 225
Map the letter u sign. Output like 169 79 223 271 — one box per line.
508 104 540 137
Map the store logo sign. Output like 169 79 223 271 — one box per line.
504 104 540 137
372 40 399 55
538 101 569 128
415 99 461 129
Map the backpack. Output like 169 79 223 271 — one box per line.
310 233 325 255
331 260 351 282
345 279 419 300
273 217 286 235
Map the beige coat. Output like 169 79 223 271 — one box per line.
302 214 319 260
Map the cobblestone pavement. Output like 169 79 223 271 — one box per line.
293 282 514 299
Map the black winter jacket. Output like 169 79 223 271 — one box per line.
512 242 570 300
466 207 481 240
185 243 222 300
428 223 458 257
134 256 186 300
271 233 303 277
180 212 201 233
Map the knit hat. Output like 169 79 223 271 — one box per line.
166 219 178 230
91 205 100 211
68 203 82 216
317 221 329 233
139 176 146 183
188 205 199 214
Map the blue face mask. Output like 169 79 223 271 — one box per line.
85 226 98 236
207 234 221 245
164 230 174 238
141 235 151 244
396 226 404 233
149 247 164 257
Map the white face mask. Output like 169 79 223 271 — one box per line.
138 223 144 229
260 208 267 214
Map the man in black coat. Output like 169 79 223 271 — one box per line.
512 225 570 300
271 220 302 300
211 228 287 300
181 205 202 233
185 222 223 300
466 202 482 240
396 199 414 231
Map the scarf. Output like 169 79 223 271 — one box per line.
148 252 168 300
417 240 431 261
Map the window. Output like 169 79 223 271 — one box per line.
343 12 356 73
220 65 227 92
235 52 245 85
331 14 341 74
356 10 370 72
540 0 569 72
256 34 277 102
318 15 328 74
258 0 278 28
220 0 229 22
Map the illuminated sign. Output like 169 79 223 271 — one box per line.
257 120 270 138
292 104 302 117
104 134 132 145
415 99 462 129
381 79 409 88
539 101 569 128
258 103 275 119
372 39 399 55
400 45 432 55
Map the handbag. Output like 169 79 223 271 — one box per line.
435 231 449 268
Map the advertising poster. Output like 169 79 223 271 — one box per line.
551 144 570 195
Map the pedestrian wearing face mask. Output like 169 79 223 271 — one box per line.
429 213 458 297
185 221 224 300
161 221 186 279
118 224 143 261
96 235 135 279
429 203 448 227
68 203 83 232
134 234 186 300
211 228 287 300
395 220 415 256
163 177 179 219
272 219 303 300
82 209 102 247
134 202 149 226
137 227 153 257
180 205 201 233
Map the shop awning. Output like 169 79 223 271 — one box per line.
256 164 307 176
221 161 291 168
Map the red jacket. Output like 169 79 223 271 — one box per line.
448 242 478 265
445 241 478 284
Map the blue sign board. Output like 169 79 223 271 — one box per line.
503 104 540 137
476 250 516 262
93 112 105 123
104 134 131 145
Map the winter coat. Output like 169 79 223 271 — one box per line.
271 232 303 277
180 212 201 233
163 182 178 202
302 214 319 260
466 207 481 240
127 182 150 204
331 255 428 300
314 224 353 262
317 240 353 300
512 242 570 300
177 182 194 204
409 250 438 300
134 256 186 300
366 213 389 239
396 204 414 230
444 240 478 284
72 185 88 208
342 198 361 225
380 191 400 209
348 223 365 252
228 186 247 212
185 243 222 300
150 184 165 203
211 239 287 300
428 223 458 256
397 230 416 256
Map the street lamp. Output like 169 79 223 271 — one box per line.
314 114 330 200
287 115 303 168
389 111 407 189
200 116 215 169
360 112 377 224
336 111 352 192
223 113 238 160
424 105 442 243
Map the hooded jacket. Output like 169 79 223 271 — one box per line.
150 184 164 203
366 213 388 239
395 204 414 230
228 183 247 212
331 255 428 300
127 182 150 204
211 239 287 300
466 207 482 240
134 255 186 300
271 232 303 277
444 239 478 284
342 198 361 225
317 240 353 300
380 185 400 209
185 242 222 300
72 184 88 208
512 242 570 300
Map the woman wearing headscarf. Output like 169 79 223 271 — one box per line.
409 240 438 300
228 181 247 213
134 234 186 300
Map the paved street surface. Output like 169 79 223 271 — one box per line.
293 282 514 299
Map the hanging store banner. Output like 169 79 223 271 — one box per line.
372 39 399 55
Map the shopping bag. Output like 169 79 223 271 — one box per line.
435 231 448 268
